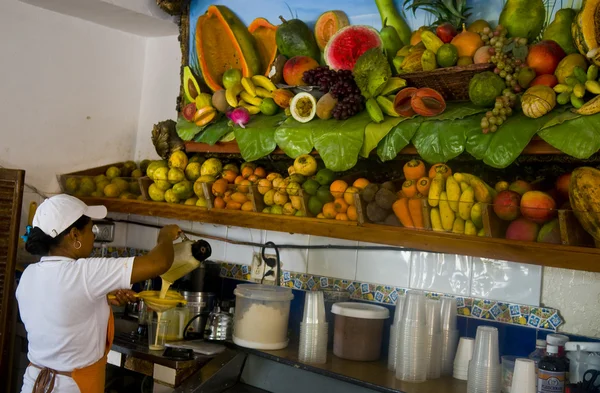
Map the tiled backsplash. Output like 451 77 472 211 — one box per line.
110 213 543 307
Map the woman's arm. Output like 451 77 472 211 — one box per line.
130 225 181 284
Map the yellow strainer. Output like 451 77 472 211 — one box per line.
107 290 186 312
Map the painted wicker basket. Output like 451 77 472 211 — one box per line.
400 63 496 101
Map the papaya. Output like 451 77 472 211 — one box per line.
572 0 600 66
569 167 600 243
195 5 262 92
249 18 278 76
314 11 350 51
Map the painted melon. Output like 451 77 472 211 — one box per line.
324 25 383 70
195 5 262 92
572 0 600 66
314 10 350 51
248 18 278 76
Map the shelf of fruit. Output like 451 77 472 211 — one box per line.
168 0 600 174
63 156 600 274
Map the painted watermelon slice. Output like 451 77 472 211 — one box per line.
324 25 383 71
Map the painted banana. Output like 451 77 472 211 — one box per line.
430 208 443 232
452 217 465 234
574 94 600 115
239 101 261 115
241 77 257 98
366 98 384 123
240 91 263 106
255 87 273 98
376 96 399 117
465 220 477 235
439 191 455 231
428 173 444 207
458 186 475 221
226 83 244 108
460 182 470 193
251 75 277 92
446 176 461 213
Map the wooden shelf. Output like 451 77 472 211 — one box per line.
81 197 600 273
185 136 564 157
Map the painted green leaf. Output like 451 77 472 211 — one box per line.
413 116 481 163
176 116 205 141
538 111 600 159
425 102 487 121
360 117 404 158
193 118 232 145
376 118 421 161
234 113 287 161
312 111 372 171
273 117 315 158
465 127 493 160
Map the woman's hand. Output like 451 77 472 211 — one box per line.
107 289 137 306
158 224 182 243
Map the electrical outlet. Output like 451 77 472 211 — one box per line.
262 253 280 283
250 252 265 281
249 252 282 284
92 220 115 243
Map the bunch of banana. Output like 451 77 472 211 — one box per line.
225 75 276 114
429 172 495 236
554 64 600 112
365 77 407 123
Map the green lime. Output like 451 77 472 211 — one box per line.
315 168 336 185
271 205 284 215
436 44 459 68
308 196 324 216
260 98 279 116
457 56 473 67
222 69 243 89
302 179 320 195
220 131 236 142
316 185 334 204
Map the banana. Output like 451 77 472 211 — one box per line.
571 94 585 109
430 208 443 232
376 96 399 117
460 182 470 193
439 192 455 231
553 84 571 94
241 77 257 97
453 172 476 184
239 101 261 115
465 220 477 236
428 173 444 207
226 83 244 108
575 94 600 115
470 202 483 228
452 217 465 234
458 186 475 220
574 66 588 84
251 75 277 92
585 80 600 94
240 91 263 106
255 87 273 98
588 64 599 81
380 77 407 96
446 176 461 212
366 98 384 123
574 83 586 98
477 228 486 237
470 178 495 203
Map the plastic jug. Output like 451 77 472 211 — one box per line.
160 233 212 285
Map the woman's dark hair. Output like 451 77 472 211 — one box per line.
25 216 91 256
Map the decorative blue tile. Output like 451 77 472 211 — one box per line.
528 314 541 328
307 277 316 290
490 304 502 319
283 271 291 282
375 291 384 302
241 265 249 275
456 297 465 308
389 290 399 303
510 304 521 317
472 305 483 318
319 277 328 288
361 283 370 294
548 313 562 329
294 279 303 289
347 283 356 294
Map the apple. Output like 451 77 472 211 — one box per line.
436 23 458 44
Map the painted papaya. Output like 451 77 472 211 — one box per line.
248 18 278 76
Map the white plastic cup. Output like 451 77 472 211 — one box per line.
441 296 457 331
454 337 475 380
510 358 536 393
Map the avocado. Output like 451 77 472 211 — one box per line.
276 16 320 61
183 66 201 103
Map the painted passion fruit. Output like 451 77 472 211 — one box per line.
290 92 317 123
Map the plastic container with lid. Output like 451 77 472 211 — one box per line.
566 341 600 383
232 284 294 350
331 302 390 361
546 334 569 357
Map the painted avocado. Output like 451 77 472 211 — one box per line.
275 16 320 61
183 66 201 103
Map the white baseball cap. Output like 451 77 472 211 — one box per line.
33 194 107 238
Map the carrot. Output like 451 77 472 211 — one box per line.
428 163 452 179
403 159 426 180
408 197 424 229
392 198 414 228
416 177 431 195
402 180 418 198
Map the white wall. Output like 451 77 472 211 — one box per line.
0 0 146 193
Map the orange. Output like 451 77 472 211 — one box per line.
254 167 266 178
333 198 348 213
248 174 259 183
347 206 358 221
335 213 349 221
241 166 254 179
222 170 237 183
330 180 348 198
238 180 251 193
234 175 244 185
231 192 248 204
223 190 233 203
241 201 254 211
212 178 228 197
450 25 484 58
352 178 370 190
344 186 359 205
323 202 337 219
226 201 242 210
214 197 226 209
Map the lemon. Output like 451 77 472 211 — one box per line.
436 44 459 68
185 162 202 182
168 168 185 184
155 180 172 191
168 151 188 170
104 184 121 198
96 180 110 193
79 177 95 196
165 189 180 204
94 174 108 184
105 166 121 179
65 177 80 194
146 160 167 179
184 197 198 206
153 167 169 182
131 169 143 179
172 180 193 200
200 158 223 177
222 68 243 89
196 197 209 207
148 183 165 202
111 178 129 193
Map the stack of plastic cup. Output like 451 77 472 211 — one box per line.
396 290 428 382
388 295 406 371
425 299 442 379
299 291 328 364
454 337 475 380
510 359 536 393
441 296 460 376
467 326 501 393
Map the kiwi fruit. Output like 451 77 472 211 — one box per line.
381 181 396 193
375 188 396 210
367 202 387 222
361 183 379 203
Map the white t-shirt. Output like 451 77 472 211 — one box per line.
16 256 134 393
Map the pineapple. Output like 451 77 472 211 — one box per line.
403 0 471 28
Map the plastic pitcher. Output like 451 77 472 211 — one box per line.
160 233 212 285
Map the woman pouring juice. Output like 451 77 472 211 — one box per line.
16 194 181 393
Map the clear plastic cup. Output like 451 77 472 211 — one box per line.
149 319 169 351
427 332 442 379
299 322 328 364
510 358 536 393
388 325 399 371
402 290 426 324
471 326 500 368
441 329 460 376
502 356 517 393
426 299 442 335
303 291 326 324
393 295 406 325
441 296 457 331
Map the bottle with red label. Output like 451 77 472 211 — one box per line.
537 344 568 393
